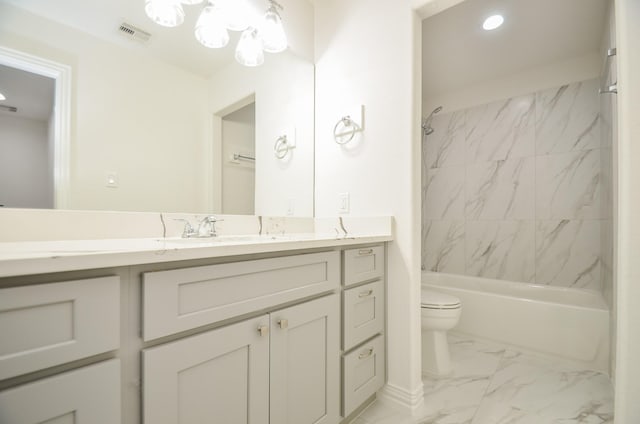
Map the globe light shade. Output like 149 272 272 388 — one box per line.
220 0 252 31
259 7 287 53
195 2 230 48
145 0 185 27
235 28 264 67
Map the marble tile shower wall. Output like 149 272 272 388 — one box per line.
422 78 609 291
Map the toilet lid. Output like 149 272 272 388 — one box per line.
421 289 461 309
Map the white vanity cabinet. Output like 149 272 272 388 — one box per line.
143 294 340 424
0 240 388 424
142 252 342 424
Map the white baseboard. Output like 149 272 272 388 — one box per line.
377 381 425 414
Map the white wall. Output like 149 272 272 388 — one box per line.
222 103 255 215
0 114 52 208
0 3 209 213
314 0 424 411
208 51 315 217
614 0 640 420
423 52 601 114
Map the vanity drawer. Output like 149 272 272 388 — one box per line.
343 245 384 287
342 335 385 417
343 279 384 351
143 251 340 341
0 276 120 380
0 359 121 424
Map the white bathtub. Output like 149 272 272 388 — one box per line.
422 272 610 372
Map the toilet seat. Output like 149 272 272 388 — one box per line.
421 290 461 310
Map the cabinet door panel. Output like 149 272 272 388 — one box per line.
142 316 269 424
270 294 340 424
0 359 121 424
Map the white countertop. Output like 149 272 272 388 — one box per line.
0 233 392 278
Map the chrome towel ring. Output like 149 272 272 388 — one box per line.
333 115 359 145
274 135 294 159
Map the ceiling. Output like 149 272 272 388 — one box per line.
422 0 609 99
1 0 310 78
0 64 55 121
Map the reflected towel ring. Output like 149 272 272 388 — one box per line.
333 116 359 145
274 135 294 159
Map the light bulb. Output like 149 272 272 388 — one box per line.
235 28 264 67
482 14 504 31
195 1 230 48
145 0 185 27
259 6 287 53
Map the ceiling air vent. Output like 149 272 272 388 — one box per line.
118 22 152 44
0 105 17 113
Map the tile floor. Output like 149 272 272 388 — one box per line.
353 335 614 424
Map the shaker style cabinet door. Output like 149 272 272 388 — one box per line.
269 294 340 424
0 359 121 424
142 315 270 424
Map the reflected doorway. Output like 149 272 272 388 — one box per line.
0 64 55 208
221 102 255 215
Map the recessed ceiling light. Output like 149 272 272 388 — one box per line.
483 14 504 31
0 92 5 101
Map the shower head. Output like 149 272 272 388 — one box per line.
422 105 443 136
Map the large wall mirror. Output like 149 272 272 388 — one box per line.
0 0 315 216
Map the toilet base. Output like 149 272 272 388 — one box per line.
421 330 453 377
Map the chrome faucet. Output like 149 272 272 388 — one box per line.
197 215 222 237
174 215 223 238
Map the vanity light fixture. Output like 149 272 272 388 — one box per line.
482 14 504 31
144 0 288 67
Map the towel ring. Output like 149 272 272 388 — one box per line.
333 116 358 145
274 135 293 159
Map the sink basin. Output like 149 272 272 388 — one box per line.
157 234 293 246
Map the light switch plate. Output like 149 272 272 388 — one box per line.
338 192 350 214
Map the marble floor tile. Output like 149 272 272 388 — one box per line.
471 351 613 424
349 337 613 424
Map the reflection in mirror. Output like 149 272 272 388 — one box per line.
0 64 55 209
0 0 314 216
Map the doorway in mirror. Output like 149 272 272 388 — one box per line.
221 102 256 215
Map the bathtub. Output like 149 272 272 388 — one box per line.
422 272 610 372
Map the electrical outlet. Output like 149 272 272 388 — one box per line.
338 193 350 214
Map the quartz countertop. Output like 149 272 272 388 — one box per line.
0 232 392 278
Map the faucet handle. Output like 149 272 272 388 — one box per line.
173 219 196 238
198 215 223 237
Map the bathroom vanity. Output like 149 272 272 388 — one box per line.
0 231 389 424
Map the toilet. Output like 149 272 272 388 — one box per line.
421 289 462 377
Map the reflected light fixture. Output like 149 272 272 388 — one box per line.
145 0 288 67
0 92 5 101
482 14 504 31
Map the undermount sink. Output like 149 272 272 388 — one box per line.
158 234 294 245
